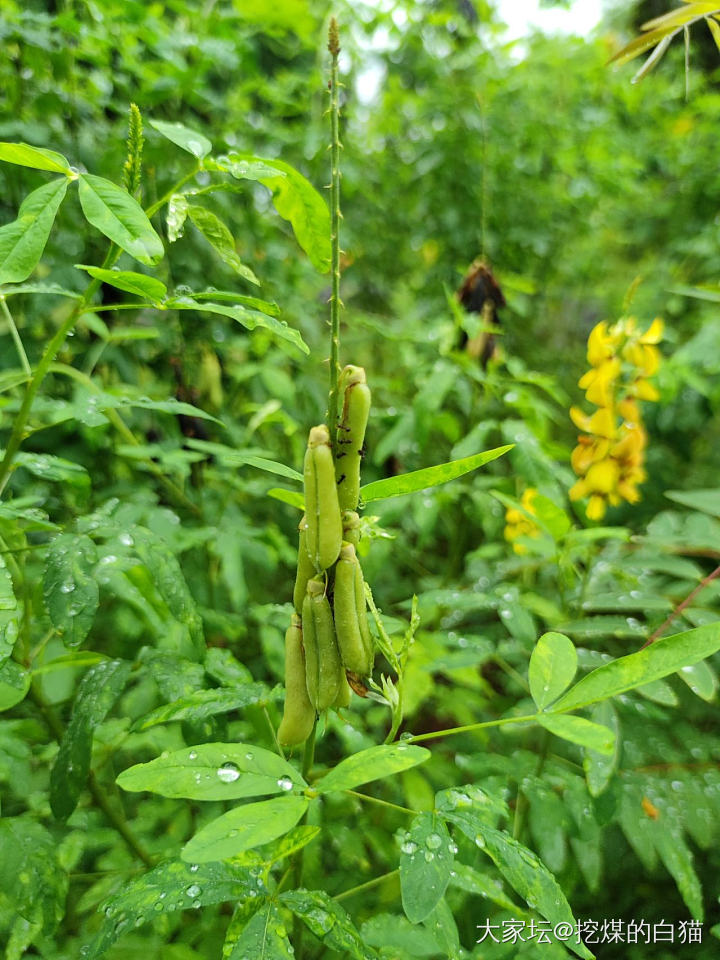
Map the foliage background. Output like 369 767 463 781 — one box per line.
1 0 719 958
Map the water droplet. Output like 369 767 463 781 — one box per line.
424 850 435 862
188 751 198 760
119 532 134 546
401 839 418 855
425 833 442 850
60 581 75 594
277 775 293 792
185 884 201 898
217 762 240 783
189 864 199 873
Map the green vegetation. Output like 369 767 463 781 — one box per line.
1 2 719 958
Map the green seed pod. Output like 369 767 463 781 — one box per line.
277 614 316 747
333 543 373 676
302 578 342 710
333 670 352 709
293 515 315 615
341 510 361 546
354 554 374 666
304 425 343 571
336 366 371 513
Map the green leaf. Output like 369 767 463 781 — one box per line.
583 702 620 797
117 741 304 800
93 391 222 425
360 445 513 503
399 813 455 924
529 632 577 710
281 889 377 960
78 174 164 265
50 659 131 820
15 452 89 487
538 714 615 755
0 555 19 666
0 659 31 711
188 289 279 314
665 488 720 518
0 142 71 173
314 743 431 794
267 488 305 510
636 677 679 706
423 899 461 960
0 179 69 285
0 818 67 932
655 825 704 921
224 900 294 960
361 913 442 957
218 454 302 483
0 282 82 299
131 683 280 730
549 623 720 713
435 784 510 832
43 534 99 648
75 265 167 302
149 120 212 159
678 660 717 701
449 862 523 913
187 205 259 285
181 795 309 863
166 297 308 355
85 859 263 960
707 15 720 51
209 153 331 272
443 812 592 960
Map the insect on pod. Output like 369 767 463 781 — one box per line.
277 614 316 747
304 425 343 571
341 510 361 546
333 542 374 676
293 515 316 615
336 366 371 513
302 577 342 711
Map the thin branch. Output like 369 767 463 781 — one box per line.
641 563 720 648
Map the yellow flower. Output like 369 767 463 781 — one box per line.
504 488 541 554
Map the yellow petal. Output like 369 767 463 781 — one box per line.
586 495 607 520
639 317 663 344
632 379 660 402
585 459 620 494
589 407 617 439
569 479 588 502
587 322 614 366
570 406 592 432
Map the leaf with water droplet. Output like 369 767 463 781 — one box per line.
117 742 304 801
313 743 431 795
50 658 131 820
223 899 294 960
43 533 99 648
529 632 577 711
149 119 212 159
0 555 19 667
131 682 281 732
399 813 454 923
281 889 376 960
84 859 260 959
182 795 309 864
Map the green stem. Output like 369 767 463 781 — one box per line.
345 789 415 817
334 869 399 903
144 167 199 219
406 713 536 744
326 17 342 441
1 295 31 376
293 720 317 959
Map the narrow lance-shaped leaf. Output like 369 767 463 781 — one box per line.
550 623 720 713
584 701 620 797
529 632 577 710
85 859 265 960
208 153 331 272
131 682 281 731
224 900 294 960
0 142 71 173
75 264 167 302
399 813 455 924
50 659 131 820
78 174 164 265
166 296 308 355
149 119 212 159
0 179 69 285
43 533 99 648
281 889 377 960
187 205 259 285
0 555 19 666
181 795 309 863
360 445 513 504
314 743 431 794
538 714 616 755
117 741 303 800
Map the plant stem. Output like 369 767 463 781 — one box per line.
293 720 317 959
406 713 536 744
345 789 415 816
641 563 720 648
334 869 399 903
326 17 342 441
1 295 31 376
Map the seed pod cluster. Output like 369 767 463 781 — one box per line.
280 367 375 746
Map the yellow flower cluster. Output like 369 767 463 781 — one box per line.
504 487 541 554
569 316 663 521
